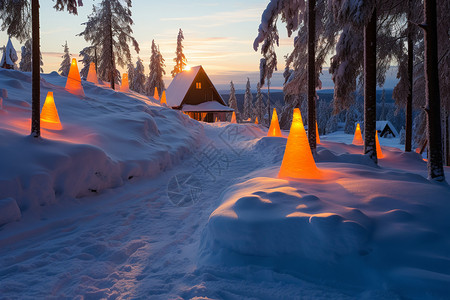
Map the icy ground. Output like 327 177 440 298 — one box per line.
1 69 449 299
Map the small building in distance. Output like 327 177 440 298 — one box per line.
166 65 233 122
376 121 399 138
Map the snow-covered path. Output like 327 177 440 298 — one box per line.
0 124 357 299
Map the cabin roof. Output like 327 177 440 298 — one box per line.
166 66 202 107
182 101 234 112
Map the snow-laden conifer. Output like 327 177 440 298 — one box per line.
58 41 71 76
146 40 165 96
131 57 146 94
171 29 186 78
243 78 253 121
79 46 96 79
228 81 239 122
0 37 18 69
79 0 139 90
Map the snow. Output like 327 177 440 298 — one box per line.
376 120 399 137
0 68 449 299
182 101 234 112
166 66 201 107
0 38 18 67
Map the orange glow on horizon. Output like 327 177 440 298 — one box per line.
268 108 281 137
120 73 129 92
231 111 237 123
153 87 160 100
65 58 85 97
86 62 98 84
40 91 62 130
160 90 167 105
316 121 320 144
375 131 384 159
278 108 321 180
352 123 364 145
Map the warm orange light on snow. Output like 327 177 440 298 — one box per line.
278 108 321 180
255 117 259 124
352 123 364 145
268 108 282 137
160 91 167 105
375 131 384 159
65 58 85 97
231 111 237 123
316 121 320 144
120 73 129 92
40 92 62 130
153 87 160 100
86 62 98 84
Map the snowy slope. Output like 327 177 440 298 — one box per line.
0 69 203 225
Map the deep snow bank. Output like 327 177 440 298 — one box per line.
0 69 203 225
200 137 450 299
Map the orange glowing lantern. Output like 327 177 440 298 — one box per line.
153 87 160 100
231 111 237 123
215 117 218 122
268 108 282 137
352 123 364 145
65 58 85 97
160 90 167 105
86 62 98 84
316 121 320 144
120 73 129 92
375 131 384 159
40 91 62 130
278 108 321 179
255 117 259 124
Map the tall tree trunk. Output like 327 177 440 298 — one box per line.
107 7 115 90
31 0 40 137
364 8 377 163
267 79 271 125
405 0 413 152
307 0 317 152
423 0 445 181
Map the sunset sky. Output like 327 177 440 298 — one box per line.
0 0 299 90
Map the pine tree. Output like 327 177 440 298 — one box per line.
0 37 18 69
228 81 239 122
131 57 146 93
171 28 187 78
146 40 166 96
243 78 253 121
19 39 43 73
0 0 82 137
79 45 96 79
79 0 139 90
127 62 135 90
59 41 71 76
254 82 265 124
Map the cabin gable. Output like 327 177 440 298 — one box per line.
180 67 225 106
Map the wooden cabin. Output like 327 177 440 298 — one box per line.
165 66 233 122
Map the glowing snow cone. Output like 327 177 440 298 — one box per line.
352 123 364 145
255 117 259 124
153 87 160 100
278 108 321 180
65 58 85 97
160 90 167 105
316 121 320 144
0 97 3 109
86 62 98 84
40 92 62 130
375 131 384 159
268 108 282 137
231 111 237 123
120 73 129 92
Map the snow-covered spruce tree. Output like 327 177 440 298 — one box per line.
379 89 386 120
0 0 83 137
146 40 166 96
59 41 71 76
254 0 339 150
127 61 134 90
253 82 265 124
344 101 362 134
228 81 239 122
0 37 18 69
171 28 187 78
79 0 139 90
19 39 43 72
79 45 96 79
131 57 146 94
243 78 253 121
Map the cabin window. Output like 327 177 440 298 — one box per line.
196 82 201 89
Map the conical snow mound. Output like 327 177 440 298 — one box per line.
65 58 85 97
352 123 364 145
268 108 281 137
40 92 62 130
